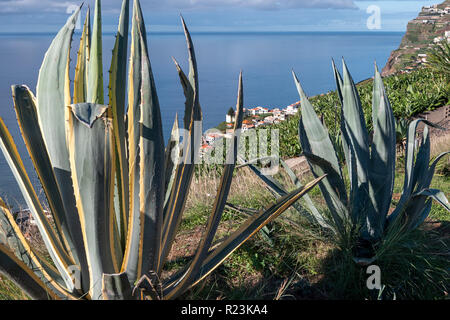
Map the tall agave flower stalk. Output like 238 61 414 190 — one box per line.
0 0 323 300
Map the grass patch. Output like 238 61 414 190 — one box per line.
0 276 29 300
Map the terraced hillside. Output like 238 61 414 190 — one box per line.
382 0 450 75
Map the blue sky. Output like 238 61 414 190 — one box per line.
0 0 441 33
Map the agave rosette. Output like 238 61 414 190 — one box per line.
0 0 324 300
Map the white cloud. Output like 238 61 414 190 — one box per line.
0 0 358 14
0 0 78 13
162 0 357 10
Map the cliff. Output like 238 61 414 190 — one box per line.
382 0 450 76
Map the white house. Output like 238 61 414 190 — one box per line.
270 108 282 116
249 107 269 115
285 103 299 115
264 116 276 124
418 53 428 63
226 113 235 123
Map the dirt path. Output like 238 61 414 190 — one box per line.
416 105 450 135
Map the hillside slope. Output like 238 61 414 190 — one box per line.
382 0 450 76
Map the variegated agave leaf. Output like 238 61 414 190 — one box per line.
121 0 164 286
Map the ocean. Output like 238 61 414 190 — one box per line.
0 31 403 207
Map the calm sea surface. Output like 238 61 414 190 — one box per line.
0 32 403 207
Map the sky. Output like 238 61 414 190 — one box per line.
0 0 442 33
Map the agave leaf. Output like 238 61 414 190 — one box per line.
163 176 326 295
388 120 444 225
341 60 371 227
371 64 384 126
414 189 450 212
331 58 344 106
236 158 291 215
331 61 354 178
302 152 349 232
125 0 144 279
226 203 309 238
164 114 180 209
225 203 260 216
410 199 433 231
74 8 91 104
102 272 134 300
294 71 348 225
242 159 287 196
0 244 61 300
400 120 442 197
239 156 331 230
87 0 104 104
12 86 71 253
158 18 203 274
167 73 244 299
401 189 449 232
411 126 430 190
121 0 164 284
279 159 332 230
109 0 130 245
35 5 83 290
400 196 430 231
136 23 165 281
0 201 80 299
0 117 76 292
36 5 80 170
368 66 396 239
181 15 202 129
280 159 301 186
294 71 343 178
66 103 116 300
419 151 450 191
173 58 195 131
12 85 91 292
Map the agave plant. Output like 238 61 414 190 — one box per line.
246 60 449 264
296 60 450 263
0 0 323 300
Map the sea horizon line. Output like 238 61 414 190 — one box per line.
0 30 405 37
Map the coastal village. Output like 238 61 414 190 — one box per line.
200 101 300 155
383 1 450 75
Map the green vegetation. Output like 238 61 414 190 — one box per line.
216 121 228 132
427 40 450 79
